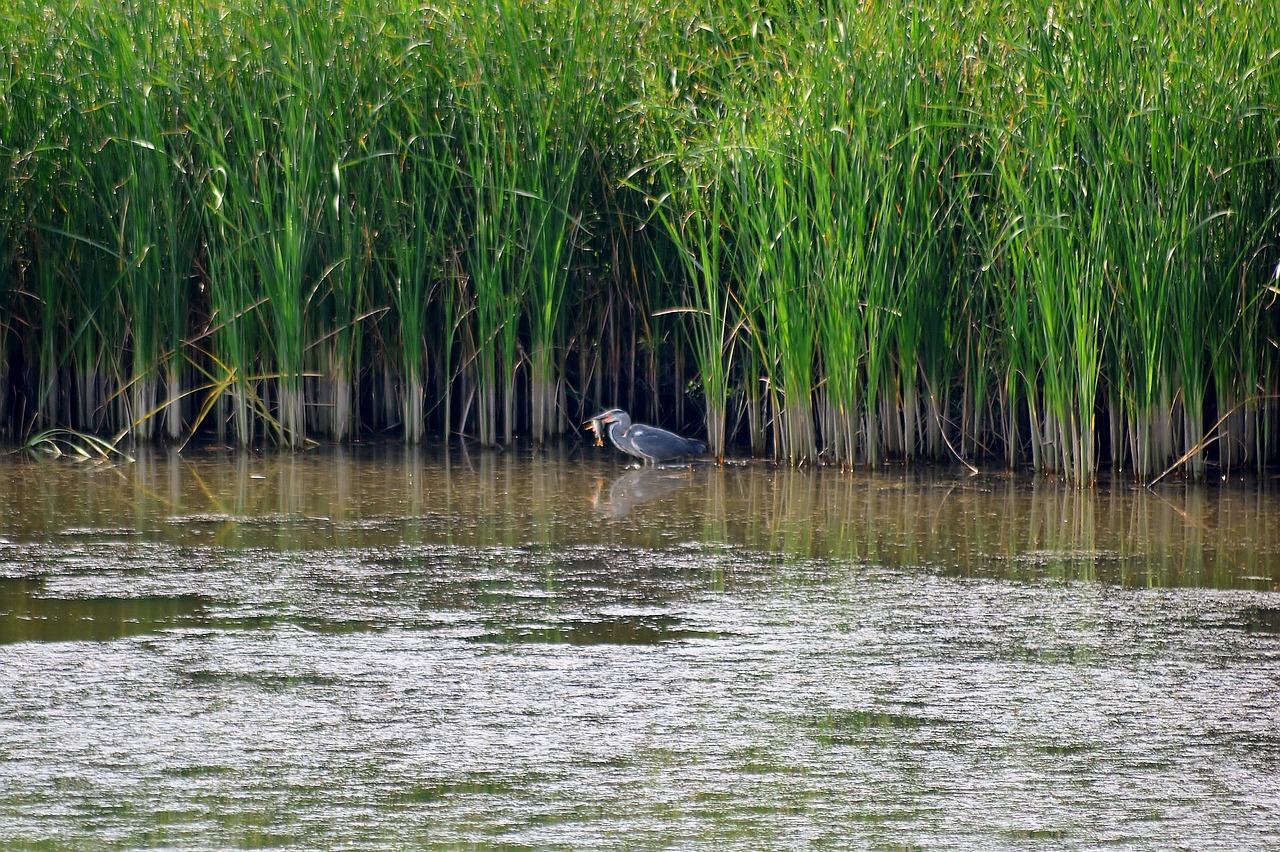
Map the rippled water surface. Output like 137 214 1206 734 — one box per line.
1 446 1278 849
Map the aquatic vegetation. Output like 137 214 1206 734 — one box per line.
17 427 132 461
2 0 1278 481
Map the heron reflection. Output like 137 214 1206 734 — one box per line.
589 466 696 519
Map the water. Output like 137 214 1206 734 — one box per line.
1 446 1278 849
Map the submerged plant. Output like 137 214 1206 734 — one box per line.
17 428 133 462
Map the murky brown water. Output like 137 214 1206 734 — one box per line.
1 446 1278 849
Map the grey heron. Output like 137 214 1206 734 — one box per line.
584 408 706 465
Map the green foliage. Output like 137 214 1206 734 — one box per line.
2 0 1279 481
17 428 132 462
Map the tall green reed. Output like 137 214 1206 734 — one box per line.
92 7 197 441
457 80 523 447
731 146 818 463
3 0 1279 482
471 0 591 444
381 126 458 443
653 153 735 460
196 0 337 447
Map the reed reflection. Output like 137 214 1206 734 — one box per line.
0 449 1277 589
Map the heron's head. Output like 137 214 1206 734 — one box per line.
584 408 626 426
584 408 624 446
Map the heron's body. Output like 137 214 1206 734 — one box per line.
586 408 706 465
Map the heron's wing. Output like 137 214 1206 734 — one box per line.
626 423 701 458
626 423 680 441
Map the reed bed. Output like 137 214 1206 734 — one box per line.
2 0 1279 482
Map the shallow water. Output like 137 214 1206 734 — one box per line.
0 446 1278 849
